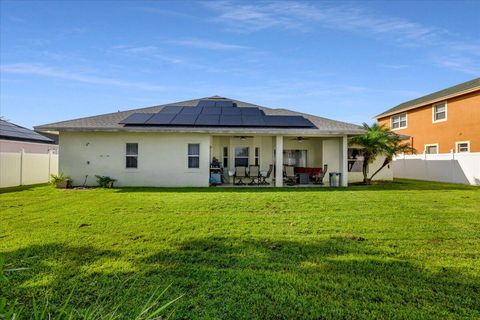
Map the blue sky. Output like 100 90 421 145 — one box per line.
1 0 479 129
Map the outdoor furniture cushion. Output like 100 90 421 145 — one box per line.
295 167 322 176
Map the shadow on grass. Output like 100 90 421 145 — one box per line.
113 179 478 193
2 238 478 319
141 236 479 319
1 244 135 317
0 183 49 194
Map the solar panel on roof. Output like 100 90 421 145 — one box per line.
0 120 54 142
195 114 220 125
160 106 183 114
221 107 241 115
119 113 154 124
263 116 289 127
242 116 266 126
145 113 177 125
197 100 216 107
1 130 41 140
285 116 315 127
219 115 242 126
202 107 222 115
170 113 199 125
263 116 314 127
180 106 203 114
118 103 317 128
215 100 234 108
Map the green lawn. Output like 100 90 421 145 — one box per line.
1 180 479 319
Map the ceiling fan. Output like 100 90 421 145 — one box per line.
289 136 310 143
234 136 253 140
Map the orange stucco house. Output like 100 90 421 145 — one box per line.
375 78 480 154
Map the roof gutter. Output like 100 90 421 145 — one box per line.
34 126 365 136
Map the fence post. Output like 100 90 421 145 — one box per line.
48 149 52 179
450 149 455 183
20 149 25 185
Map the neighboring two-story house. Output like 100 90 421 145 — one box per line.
374 78 480 154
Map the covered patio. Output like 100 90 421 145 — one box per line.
209 134 349 187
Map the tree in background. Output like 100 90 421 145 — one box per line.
350 123 414 184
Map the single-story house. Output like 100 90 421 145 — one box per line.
35 96 392 187
0 119 58 154
1 119 59 188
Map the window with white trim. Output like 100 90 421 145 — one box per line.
425 145 438 154
433 102 447 122
234 147 249 167
348 148 364 172
255 147 260 166
126 143 138 168
391 113 407 129
188 144 200 168
456 142 469 153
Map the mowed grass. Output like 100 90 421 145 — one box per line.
1 179 479 319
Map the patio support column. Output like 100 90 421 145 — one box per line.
275 135 283 187
340 135 348 187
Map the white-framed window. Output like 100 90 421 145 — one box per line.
456 141 470 153
223 146 228 168
126 143 138 168
254 147 260 166
234 147 249 167
424 144 439 154
347 148 364 172
188 143 200 168
433 102 447 123
391 113 407 130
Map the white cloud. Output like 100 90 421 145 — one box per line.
1 63 168 91
110 45 185 64
203 0 440 42
379 64 409 70
169 38 250 50
203 1 480 75
433 56 480 76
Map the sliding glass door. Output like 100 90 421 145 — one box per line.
283 150 307 167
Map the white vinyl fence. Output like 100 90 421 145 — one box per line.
0 151 58 188
393 152 480 185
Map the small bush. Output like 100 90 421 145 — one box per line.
50 173 71 184
95 175 116 188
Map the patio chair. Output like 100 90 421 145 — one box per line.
234 166 247 185
259 165 273 185
284 165 296 185
312 164 328 184
248 165 260 185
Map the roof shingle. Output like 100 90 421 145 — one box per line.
375 77 480 119
1 119 54 143
35 97 364 135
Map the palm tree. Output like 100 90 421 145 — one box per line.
349 123 414 184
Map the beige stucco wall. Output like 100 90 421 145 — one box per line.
322 139 392 183
322 138 341 173
59 131 211 187
282 137 324 167
0 139 58 154
348 156 393 182
211 136 275 171
58 132 392 187
211 136 325 170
